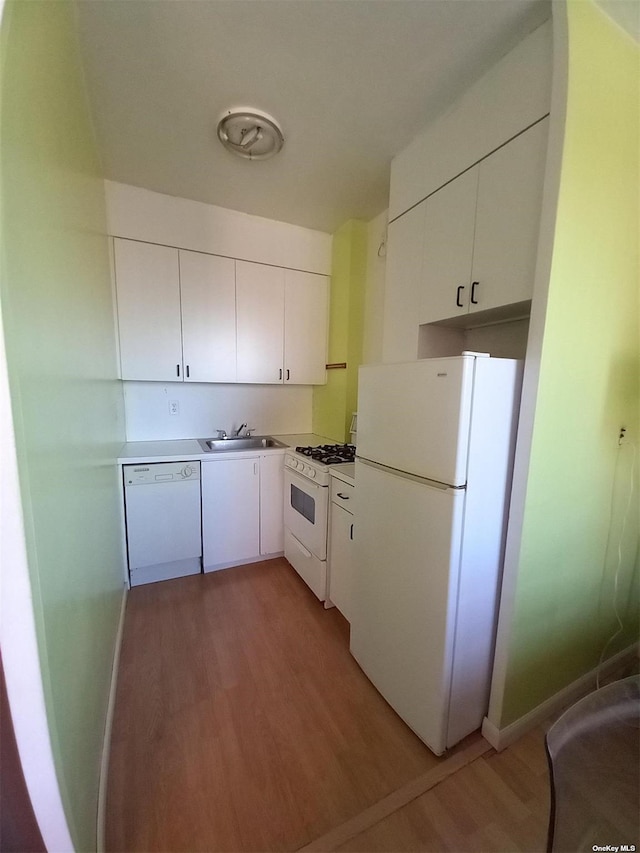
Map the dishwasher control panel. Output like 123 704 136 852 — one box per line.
124 461 201 485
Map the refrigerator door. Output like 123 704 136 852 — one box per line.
356 357 475 487
350 458 465 755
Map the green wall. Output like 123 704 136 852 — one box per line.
499 0 639 726
0 2 126 848
313 219 367 441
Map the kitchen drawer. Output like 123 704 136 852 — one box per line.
331 477 355 514
284 529 327 600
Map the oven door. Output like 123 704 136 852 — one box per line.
284 468 328 561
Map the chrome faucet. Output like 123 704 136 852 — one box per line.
235 422 247 436
216 429 228 439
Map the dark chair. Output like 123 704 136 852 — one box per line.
545 674 639 852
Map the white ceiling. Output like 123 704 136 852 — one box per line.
76 0 551 234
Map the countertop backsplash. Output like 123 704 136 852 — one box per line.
123 381 313 442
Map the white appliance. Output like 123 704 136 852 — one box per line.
283 444 355 600
124 461 202 587
351 354 522 755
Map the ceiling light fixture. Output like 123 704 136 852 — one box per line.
217 107 284 161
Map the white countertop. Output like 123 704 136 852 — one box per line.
117 433 338 464
330 462 356 484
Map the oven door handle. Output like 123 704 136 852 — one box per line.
292 538 312 559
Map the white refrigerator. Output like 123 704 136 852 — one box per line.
351 354 522 755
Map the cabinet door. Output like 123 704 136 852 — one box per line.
202 458 260 570
328 503 354 622
114 239 182 381
471 118 548 313
236 261 285 383
179 251 236 382
420 167 478 324
284 270 328 385
259 452 284 555
382 202 426 362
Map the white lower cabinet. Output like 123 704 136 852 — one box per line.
328 475 355 622
201 452 285 572
202 457 260 571
259 452 284 555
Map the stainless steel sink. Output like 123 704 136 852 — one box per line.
198 436 287 452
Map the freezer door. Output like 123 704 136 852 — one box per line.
350 459 465 755
357 357 475 487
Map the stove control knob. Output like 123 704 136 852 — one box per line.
308 468 316 479
294 460 301 470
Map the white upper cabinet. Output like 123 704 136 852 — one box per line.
115 243 329 386
470 118 548 314
284 269 328 385
114 239 183 381
236 260 329 385
416 117 548 326
421 168 478 324
236 261 285 384
179 250 236 383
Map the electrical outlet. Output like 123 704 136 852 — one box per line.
169 400 179 416
618 426 626 445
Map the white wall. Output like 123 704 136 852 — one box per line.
105 181 332 275
124 381 312 441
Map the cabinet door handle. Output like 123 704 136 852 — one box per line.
186 365 190 378
286 369 290 381
279 368 282 380
456 285 465 308
350 524 354 541
176 364 180 377
471 281 479 305
254 462 258 475
336 492 350 501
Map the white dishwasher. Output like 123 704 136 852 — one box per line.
124 461 202 587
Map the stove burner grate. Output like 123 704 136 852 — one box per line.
295 444 356 465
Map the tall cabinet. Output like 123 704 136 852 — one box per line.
420 118 549 323
383 116 549 359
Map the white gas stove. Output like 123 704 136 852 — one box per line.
283 444 356 600
284 444 356 486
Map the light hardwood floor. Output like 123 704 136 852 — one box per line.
106 558 551 852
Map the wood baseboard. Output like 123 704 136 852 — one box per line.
97 585 128 853
482 642 639 752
